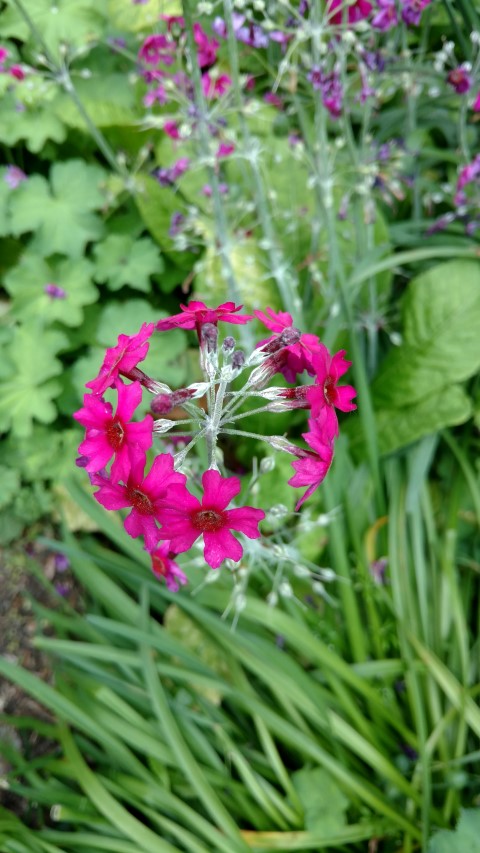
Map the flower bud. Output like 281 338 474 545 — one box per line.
260 456 275 474
231 350 246 372
201 322 218 352
222 335 236 354
151 388 195 415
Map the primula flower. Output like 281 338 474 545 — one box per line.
372 0 398 30
157 469 265 569
138 34 175 66
202 72 232 98
74 380 153 481
472 91 480 111
156 301 252 334
86 323 154 396
193 23 219 69
164 120 180 139
306 347 357 436
288 416 335 510
454 153 480 206
327 0 372 25
93 450 187 551
254 307 324 382
144 84 168 107
150 542 188 591
216 141 235 159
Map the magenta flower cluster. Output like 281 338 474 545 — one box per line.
74 303 356 590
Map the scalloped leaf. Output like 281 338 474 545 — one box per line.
93 234 163 292
9 160 106 257
0 82 67 153
428 809 480 853
107 0 181 32
0 0 105 56
0 323 68 437
4 253 97 326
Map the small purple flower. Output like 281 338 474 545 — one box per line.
400 0 431 26
4 165 27 189
372 0 398 30
447 65 473 95
45 283 67 299
54 553 70 572
369 557 388 585
169 212 185 238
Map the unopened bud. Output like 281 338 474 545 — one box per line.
260 456 275 474
232 350 246 372
222 335 236 354
201 322 218 352
261 326 301 355
266 435 299 455
152 419 178 434
151 388 194 415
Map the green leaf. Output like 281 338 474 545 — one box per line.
0 323 67 437
0 85 67 152
0 0 105 56
374 385 472 455
195 235 278 312
373 261 480 407
134 175 194 268
4 253 97 326
93 234 163 292
95 300 160 345
107 0 181 32
9 160 106 258
53 73 138 129
428 809 480 852
292 767 349 833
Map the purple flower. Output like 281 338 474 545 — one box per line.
54 553 70 572
4 165 27 189
447 65 473 95
44 283 67 299
169 212 185 237
372 0 398 30
400 0 431 26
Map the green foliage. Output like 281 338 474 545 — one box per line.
371 260 480 453
0 323 67 437
0 0 105 55
292 767 349 833
93 234 164 292
428 809 480 852
4 252 97 326
0 81 67 151
9 160 106 257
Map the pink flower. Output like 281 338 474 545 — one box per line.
306 347 357 436
254 308 324 382
288 416 335 510
74 380 153 481
216 142 235 159
156 301 252 334
150 542 188 591
86 323 154 396
157 469 265 569
164 120 180 139
138 34 175 66
193 23 219 69
160 14 185 31
472 91 480 111
327 0 372 25
0 47 9 65
144 84 168 106
93 450 186 551
201 72 232 98
372 0 398 30
9 64 25 80
447 66 473 95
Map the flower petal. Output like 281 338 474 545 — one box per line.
201 469 241 510
203 528 243 568
226 507 265 538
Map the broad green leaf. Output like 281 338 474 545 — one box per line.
373 261 480 407
428 809 480 853
292 767 349 833
95 300 161 345
0 0 105 55
93 234 163 292
0 84 66 153
53 74 138 129
0 323 67 437
374 385 472 455
9 160 106 258
134 174 194 268
108 0 181 32
4 253 97 326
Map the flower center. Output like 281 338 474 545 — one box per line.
191 508 227 532
152 555 167 577
126 486 154 515
106 418 125 450
323 375 336 406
